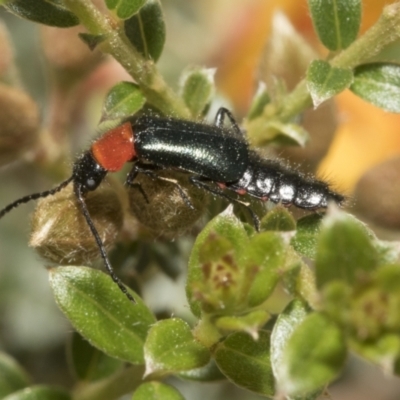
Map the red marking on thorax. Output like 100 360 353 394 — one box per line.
91 122 136 172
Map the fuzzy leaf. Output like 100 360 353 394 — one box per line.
180 67 215 119
49 267 156 364
279 313 347 396
266 120 309 147
144 318 210 377
105 0 146 19
68 332 122 381
315 211 378 288
271 300 310 385
260 206 296 232
308 0 361 50
245 232 287 308
178 359 225 382
291 214 324 259
124 0 165 61
102 81 145 121
78 33 106 51
5 0 79 27
247 83 270 121
350 63 400 113
215 311 270 338
0 353 30 398
307 60 353 107
132 382 184 400
214 331 274 396
3 385 71 400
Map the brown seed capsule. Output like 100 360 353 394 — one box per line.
127 170 208 237
354 156 400 229
29 184 123 265
0 84 40 166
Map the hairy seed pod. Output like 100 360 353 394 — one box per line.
29 184 123 265
127 170 208 237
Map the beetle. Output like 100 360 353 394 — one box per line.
0 108 251 302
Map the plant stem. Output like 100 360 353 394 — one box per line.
73 365 145 400
278 1 400 121
63 0 190 118
193 315 222 348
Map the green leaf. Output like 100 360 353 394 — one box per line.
105 0 146 19
247 83 270 121
144 318 210 377
245 116 310 147
350 63 400 113
3 385 71 400
180 67 215 119
279 313 347 396
186 208 249 317
289 393 321 400
124 0 165 61
354 334 400 373
270 300 310 385
5 0 79 27
102 81 145 122
215 310 270 338
132 382 184 400
245 232 287 308
306 60 353 107
265 120 310 147
78 33 107 51
178 359 225 382
260 206 296 232
49 267 156 364
308 0 361 50
376 240 400 265
315 210 378 288
214 331 275 396
68 332 123 382
0 353 30 398
291 214 324 259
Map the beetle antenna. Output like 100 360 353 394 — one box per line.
74 184 136 304
0 177 74 219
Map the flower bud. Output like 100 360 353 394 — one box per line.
127 170 208 237
29 183 123 265
0 83 39 166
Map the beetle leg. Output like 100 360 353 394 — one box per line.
214 107 244 137
127 164 195 209
189 176 260 231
